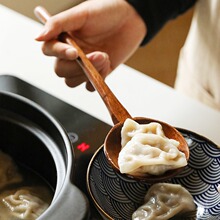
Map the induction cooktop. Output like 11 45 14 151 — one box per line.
0 74 111 219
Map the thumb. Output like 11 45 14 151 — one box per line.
35 4 88 41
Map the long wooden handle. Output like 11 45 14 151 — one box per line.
34 6 131 124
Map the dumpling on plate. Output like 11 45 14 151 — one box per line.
118 119 187 175
132 183 196 220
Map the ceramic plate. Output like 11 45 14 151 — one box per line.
87 129 220 220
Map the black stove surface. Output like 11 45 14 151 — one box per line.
0 74 112 219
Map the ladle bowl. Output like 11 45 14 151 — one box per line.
104 117 189 182
35 6 189 182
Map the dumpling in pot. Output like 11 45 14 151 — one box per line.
118 119 187 175
1 187 50 220
0 150 22 189
132 183 196 220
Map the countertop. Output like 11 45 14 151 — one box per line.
0 4 220 146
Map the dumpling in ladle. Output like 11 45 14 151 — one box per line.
118 119 187 176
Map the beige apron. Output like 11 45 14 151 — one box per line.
175 0 220 111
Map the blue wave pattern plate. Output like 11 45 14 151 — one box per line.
87 129 220 220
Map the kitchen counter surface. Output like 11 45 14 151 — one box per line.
0 4 220 146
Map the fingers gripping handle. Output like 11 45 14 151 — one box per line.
34 6 131 125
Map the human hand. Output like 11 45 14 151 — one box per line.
35 0 146 91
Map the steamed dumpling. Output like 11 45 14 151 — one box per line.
118 119 187 175
132 183 196 220
0 150 22 189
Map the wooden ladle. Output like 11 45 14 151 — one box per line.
34 6 189 183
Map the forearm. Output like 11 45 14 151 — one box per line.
127 0 196 45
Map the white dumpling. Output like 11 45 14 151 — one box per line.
2 188 49 220
118 119 187 175
0 150 22 189
121 119 165 148
132 183 196 220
